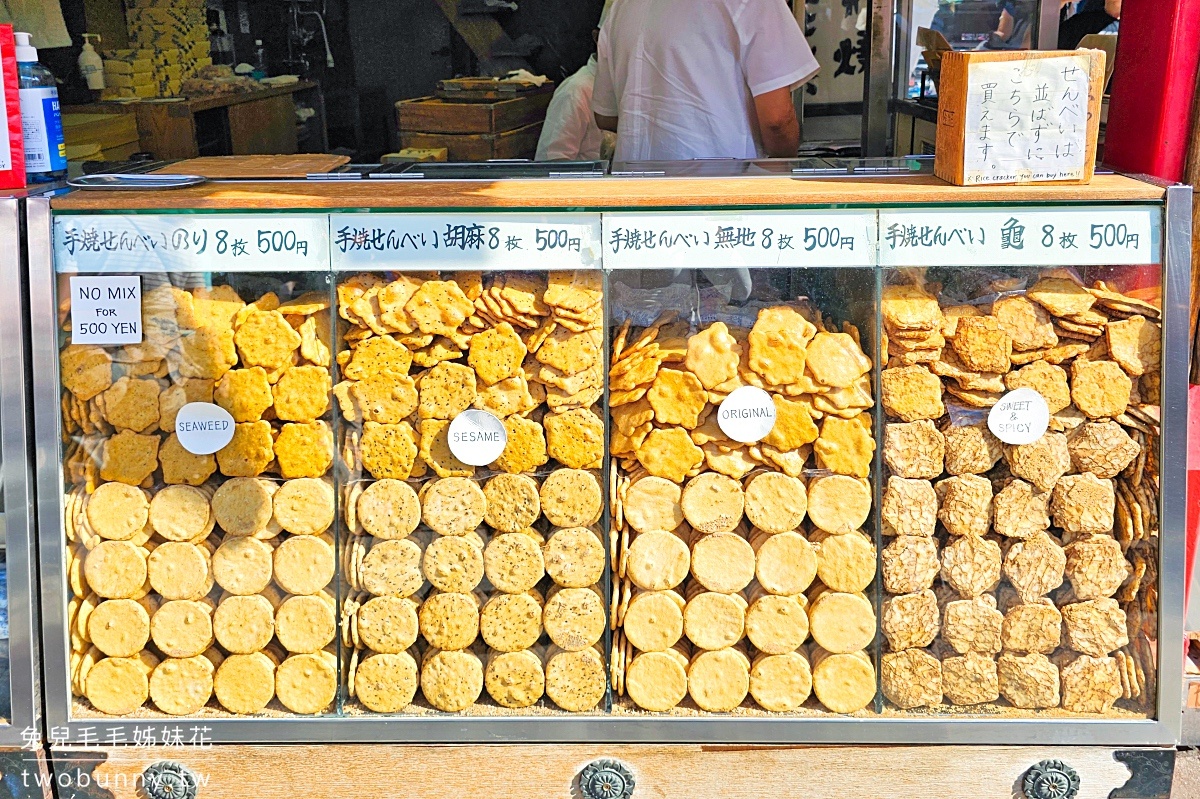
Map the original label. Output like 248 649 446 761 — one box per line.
603 211 876 269
54 214 330 273
987 387 1049 446
878 206 1159 266
69 276 142 345
175 403 235 454
330 213 602 270
717 386 777 444
448 409 508 466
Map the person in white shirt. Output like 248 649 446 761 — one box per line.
592 0 819 162
535 1 615 161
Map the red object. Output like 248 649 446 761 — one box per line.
1187 386 1200 610
1103 0 1200 183
0 26 24 190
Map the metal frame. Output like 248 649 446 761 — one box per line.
0 194 44 747
25 185 1189 745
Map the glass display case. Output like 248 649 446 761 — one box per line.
0 190 45 750
24 171 1189 747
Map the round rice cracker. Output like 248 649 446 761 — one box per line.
744 472 807 534
809 591 875 654
680 472 744 534
544 527 605 588
422 477 487 537
812 649 875 713
275 594 336 654
150 485 212 542
419 591 480 651
540 468 602 527
213 594 275 653
421 649 483 712
811 530 877 593
214 651 276 713
483 474 541 533
356 651 419 713
150 656 214 716
86 482 150 541
212 477 274 536
87 598 150 657
480 592 543 652
273 478 336 535
754 531 817 595
212 536 274 595
545 646 606 712
745 594 810 654
626 529 690 591
624 476 684 534
684 590 746 650
357 595 419 653
690 532 755 593
688 648 750 712
360 538 423 598
85 541 148 599
357 479 420 540
626 650 689 712
483 532 545 593
276 651 336 714
273 534 335 595
544 587 606 651
147 541 211 601
86 656 149 715
806 475 872 535
750 651 812 711
624 590 684 652
422 535 485 593
151 599 213 658
485 649 545 709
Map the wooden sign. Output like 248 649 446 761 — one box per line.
935 50 1105 186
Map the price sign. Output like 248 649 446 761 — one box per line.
330 213 602 270
54 214 330 273
69 276 141 345
602 211 875 269
878 206 1160 267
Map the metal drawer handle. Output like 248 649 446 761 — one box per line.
1022 759 1080 799
143 761 200 799
579 759 635 799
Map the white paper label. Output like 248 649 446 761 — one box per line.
54 214 330 273
987 388 1050 446
175 403 236 454
878 206 1159 267
962 54 1092 185
69 276 142 345
603 211 876 269
330 213 602 270
448 410 507 466
717 386 777 444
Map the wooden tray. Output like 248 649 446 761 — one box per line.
154 154 350 178
436 77 554 103
399 121 543 162
397 94 551 135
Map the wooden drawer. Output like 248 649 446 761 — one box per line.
397 93 552 135
399 121 543 162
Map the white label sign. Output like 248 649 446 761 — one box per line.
962 54 1092 185
330 213 602 270
54 214 330 273
69 276 142 345
987 388 1050 445
717 386 777 444
448 410 507 466
175 403 236 454
879 206 1159 266
603 211 876 269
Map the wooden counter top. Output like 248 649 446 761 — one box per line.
51 172 1165 212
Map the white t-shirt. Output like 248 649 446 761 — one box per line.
536 57 604 161
593 0 819 162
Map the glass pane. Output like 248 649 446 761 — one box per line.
878 263 1160 717
57 264 338 719
334 268 608 715
608 265 879 715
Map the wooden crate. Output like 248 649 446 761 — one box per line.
397 93 552 135
399 121 543 162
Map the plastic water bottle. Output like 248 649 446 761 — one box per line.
15 32 66 183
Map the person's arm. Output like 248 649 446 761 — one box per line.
752 87 798 158
994 8 1015 38
594 113 618 132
